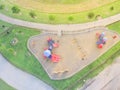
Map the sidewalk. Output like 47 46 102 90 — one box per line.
0 13 120 31
0 54 53 90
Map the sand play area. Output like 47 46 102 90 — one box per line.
28 29 120 80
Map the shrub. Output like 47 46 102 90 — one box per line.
29 11 36 18
68 16 74 21
49 15 55 21
88 12 94 19
110 6 114 11
11 6 20 13
8 48 14 54
0 4 5 10
96 15 102 20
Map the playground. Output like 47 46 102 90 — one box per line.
28 29 120 80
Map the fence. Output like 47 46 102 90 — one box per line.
45 26 106 35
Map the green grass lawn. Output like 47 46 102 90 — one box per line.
34 0 88 4
0 79 15 90
0 21 12 33
0 0 120 24
108 21 120 33
0 20 120 90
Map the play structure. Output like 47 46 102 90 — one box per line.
96 32 107 48
43 37 60 62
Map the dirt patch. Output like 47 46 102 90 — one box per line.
28 29 120 80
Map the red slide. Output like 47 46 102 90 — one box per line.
51 54 60 62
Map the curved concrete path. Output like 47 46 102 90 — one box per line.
0 54 53 90
0 13 120 31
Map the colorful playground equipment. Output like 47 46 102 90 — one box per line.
43 37 60 62
96 32 107 48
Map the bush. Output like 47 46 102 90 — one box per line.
29 11 36 18
11 6 20 14
110 6 114 11
88 12 94 19
0 4 5 10
68 16 74 21
49 15 55 21
96 15 102 20
8 48 14 54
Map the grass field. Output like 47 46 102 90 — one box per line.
108 21 120 33
0 21 11 33
0 79 15 90
30 0 92 4
12 0 117 13
0 0 120 24
0 20 120 90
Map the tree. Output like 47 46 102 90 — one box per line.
68 16 74 21
88 12 94 19
49 15 55 21
110 6 114 11
29 11 36 18
11 6 20 13
0 4 5 10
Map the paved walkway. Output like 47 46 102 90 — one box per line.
79 57 120 90
0 13 120 31
0 54 53 90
